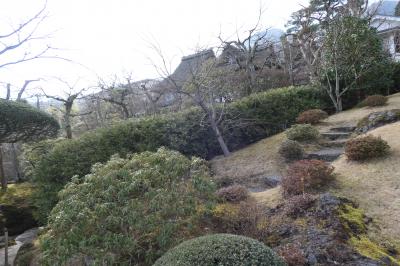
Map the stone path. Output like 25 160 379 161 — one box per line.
306 126 356 162
0 228 38 266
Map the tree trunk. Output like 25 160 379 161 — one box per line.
209 118 230 157
64 103 73 139
11 143 21 181
0 145 7 191
121 105 130 119
335 69 343 112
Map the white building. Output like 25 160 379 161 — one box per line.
371 0 400 61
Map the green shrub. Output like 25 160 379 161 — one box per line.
215 184 249 203
153 234 286 266
286 124 320 142
210 200 265 237
32 85 324 223
296 109 328 124
358 95 388 107
282 160 334 197
279 139 304 161
345 135 390 161
39 148 216 265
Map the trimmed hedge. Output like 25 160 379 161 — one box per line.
0 99 59 143
153 234 286 266
32 85 324 223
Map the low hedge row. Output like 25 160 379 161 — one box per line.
32 85 325 223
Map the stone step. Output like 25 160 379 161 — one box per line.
321 132 351 140
329 126 356 133
320 139 348 148
306 148 344 162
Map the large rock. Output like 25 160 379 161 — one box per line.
356 109 400 133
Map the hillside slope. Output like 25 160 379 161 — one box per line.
332 122 400 245
211 92 400 243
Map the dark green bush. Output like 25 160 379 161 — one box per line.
40 148 216 265
358 95 388 107
286 124 320 142
153 234 286 266
345 135 390 161
32 85 324 223
279 139 305 161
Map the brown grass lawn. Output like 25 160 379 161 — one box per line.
211 132 287 206
332 122 400 245
318 92 400 131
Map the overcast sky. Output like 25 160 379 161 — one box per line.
0 0 309 98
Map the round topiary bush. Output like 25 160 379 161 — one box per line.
39 148 216 265
153 234 286 266
286 124 320 142
279 139 304 161
358 95 388 107
296 109 328 124
215 184 249 203
345 135 390 161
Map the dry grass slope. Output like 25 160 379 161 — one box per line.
332 122 400 245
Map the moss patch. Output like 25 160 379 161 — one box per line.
339 203 400 264
339 204 366 234
0 183 36 207
350 235 400 265
0 183 37 235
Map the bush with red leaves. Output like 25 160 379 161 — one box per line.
358 95 388 107
277 243 307 266
215 184 249 203
283 193 316 217
282 160 334 197
296 109 328 124
345 135 390 161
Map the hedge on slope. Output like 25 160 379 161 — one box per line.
0 99 59 143
154 234 286 266
40 148 216 266
32 85 324 223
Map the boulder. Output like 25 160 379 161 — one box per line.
356 109 400 133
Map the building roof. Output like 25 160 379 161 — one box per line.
169 49 215 84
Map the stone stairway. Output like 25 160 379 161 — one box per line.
306 126 355 162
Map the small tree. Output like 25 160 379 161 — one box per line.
41 79 90 139
322 16 392 112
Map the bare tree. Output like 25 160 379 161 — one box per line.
0 1 67 71
149 43 232 156
137 79 165 115
95 77 133 119
218 7 273 95
41 78 90 139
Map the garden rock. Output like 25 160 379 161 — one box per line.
356 109 400 133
